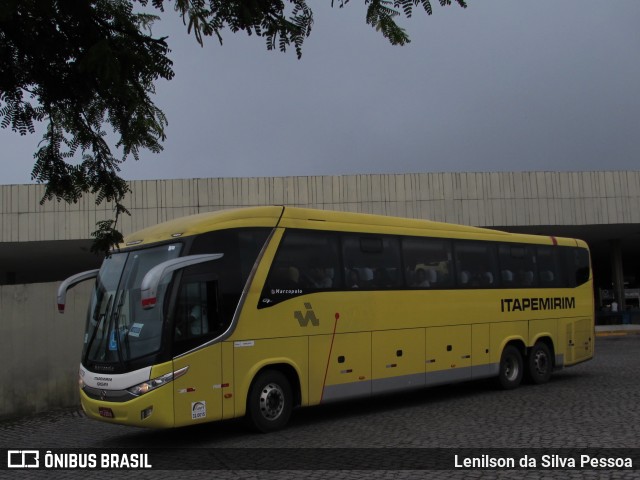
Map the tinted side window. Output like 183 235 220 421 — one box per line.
172 228 269 353
498 244 537 288
173 276 219 344
402 237 453 289
454 241 498 288
188 228 271 290
343 235 402 289
261 230 342 306
569 247 591 287
536 246 564 288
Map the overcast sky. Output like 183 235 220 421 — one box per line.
1 0 639 186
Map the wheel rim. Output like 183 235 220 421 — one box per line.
504 355 519 381
259 382 285 421
533 350 548 375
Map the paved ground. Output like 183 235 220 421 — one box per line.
1 335 640 479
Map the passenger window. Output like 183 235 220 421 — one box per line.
261 230 342 306
402 237 453 289
343 235 402 289
570 247 591 287
536 246 564 287
498 244 537 288
454 241 498 288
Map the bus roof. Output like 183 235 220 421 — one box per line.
120 206 585 249
121 206 284 247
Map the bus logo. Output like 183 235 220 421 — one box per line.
7 450 39 468
294 303 319 327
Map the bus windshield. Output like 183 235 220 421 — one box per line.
83 244 182 367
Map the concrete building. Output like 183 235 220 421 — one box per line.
1 171 639 417
2 171 639 305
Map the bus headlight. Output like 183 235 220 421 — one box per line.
127 366 189 396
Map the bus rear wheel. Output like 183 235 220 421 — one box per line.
497 345 523 390
246 370 292 433
527 342 552 384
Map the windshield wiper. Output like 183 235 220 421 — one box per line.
111 290 127 366
84 294 112 365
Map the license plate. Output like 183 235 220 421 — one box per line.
99 407 114 418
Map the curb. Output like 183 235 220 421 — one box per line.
595 325 640 337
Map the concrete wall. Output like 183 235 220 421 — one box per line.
3 171 640 242
0 281 91 419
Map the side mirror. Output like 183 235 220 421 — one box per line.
57 269 99 313
140 254 223 309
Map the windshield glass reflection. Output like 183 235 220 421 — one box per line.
83 244 182 366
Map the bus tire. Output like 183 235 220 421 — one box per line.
527 342 552 385
497 345 523 390
246 370 292 433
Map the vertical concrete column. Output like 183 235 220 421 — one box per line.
610 239 626 312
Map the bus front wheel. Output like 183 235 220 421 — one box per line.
497 345 523 390
246 370 292 433
527 342 552 385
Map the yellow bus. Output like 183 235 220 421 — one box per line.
58 206 594 431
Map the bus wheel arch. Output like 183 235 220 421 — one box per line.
245 364 301 433
526 338 554 385
497 341 525 390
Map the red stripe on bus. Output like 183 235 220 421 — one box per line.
320 313 340 403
